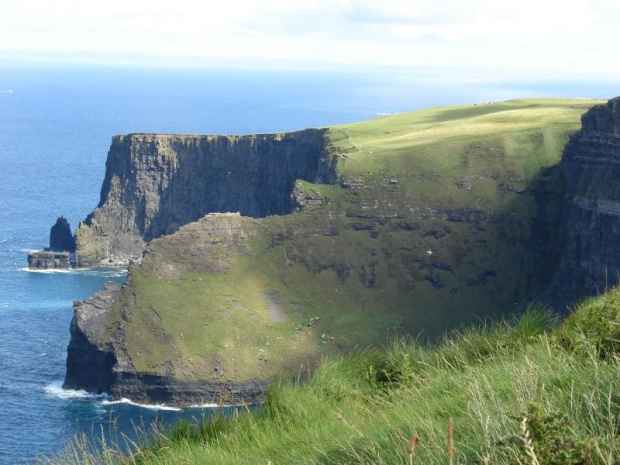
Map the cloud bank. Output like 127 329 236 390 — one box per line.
1 0 618 75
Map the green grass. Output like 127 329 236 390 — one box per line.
54 291 620 464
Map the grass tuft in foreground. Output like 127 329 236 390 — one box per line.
49 293 620 464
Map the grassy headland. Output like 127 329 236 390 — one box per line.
105 99 603 385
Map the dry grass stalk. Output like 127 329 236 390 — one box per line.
520 417 540 465
447 418 454 465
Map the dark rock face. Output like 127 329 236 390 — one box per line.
63 282 120 393
64 281 269 404
106 374 269 405
552 98 620 304
75 130 336 266
50 216 75 252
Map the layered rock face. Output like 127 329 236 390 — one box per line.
75 129 336 267
553 98 620 303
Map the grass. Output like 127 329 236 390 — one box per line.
51 291 620 464
97 98 606 385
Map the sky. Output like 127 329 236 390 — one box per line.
1 0 619 76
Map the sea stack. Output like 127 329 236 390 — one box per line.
27 216 76 269
50 216 75 252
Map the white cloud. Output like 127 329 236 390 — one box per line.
0 0 618 76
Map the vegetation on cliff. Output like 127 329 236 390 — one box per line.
85 99 603 395
58 287 620 464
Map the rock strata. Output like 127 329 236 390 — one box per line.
553 97 620 303
75 130 336 266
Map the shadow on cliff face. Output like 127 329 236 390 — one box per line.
142 129 337 241
520 164 567 306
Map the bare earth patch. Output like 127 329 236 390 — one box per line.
263 290 289 323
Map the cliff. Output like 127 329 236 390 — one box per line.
552 97 620 304
64 99 603 404
63 280 269 404
75 129 336 267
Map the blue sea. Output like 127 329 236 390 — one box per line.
0 63 617 463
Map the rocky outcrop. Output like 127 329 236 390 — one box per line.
75 130 336 267
50 216 75 252
552 97 620 304
27 216 75 269
64 281 269 404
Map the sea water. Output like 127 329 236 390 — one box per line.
0 63 617 463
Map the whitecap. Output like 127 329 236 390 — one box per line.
101 398 182 411
44 381 108 400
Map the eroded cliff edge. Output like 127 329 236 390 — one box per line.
64 100 605 404
75 129 336 267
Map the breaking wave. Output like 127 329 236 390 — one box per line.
101 398 182 412
44 381 108 400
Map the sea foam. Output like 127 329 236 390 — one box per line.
44 381 108 400
21 267 71 274
102 398 182 411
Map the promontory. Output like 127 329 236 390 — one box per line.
54 98 620 405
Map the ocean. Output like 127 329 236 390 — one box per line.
0 63 617 463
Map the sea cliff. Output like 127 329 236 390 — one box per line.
62 99 608 404
552 97 620 303
75 129 337 267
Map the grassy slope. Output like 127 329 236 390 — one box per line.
107 99 603 384
63 289 620 464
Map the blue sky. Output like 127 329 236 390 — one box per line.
1 0 619 76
